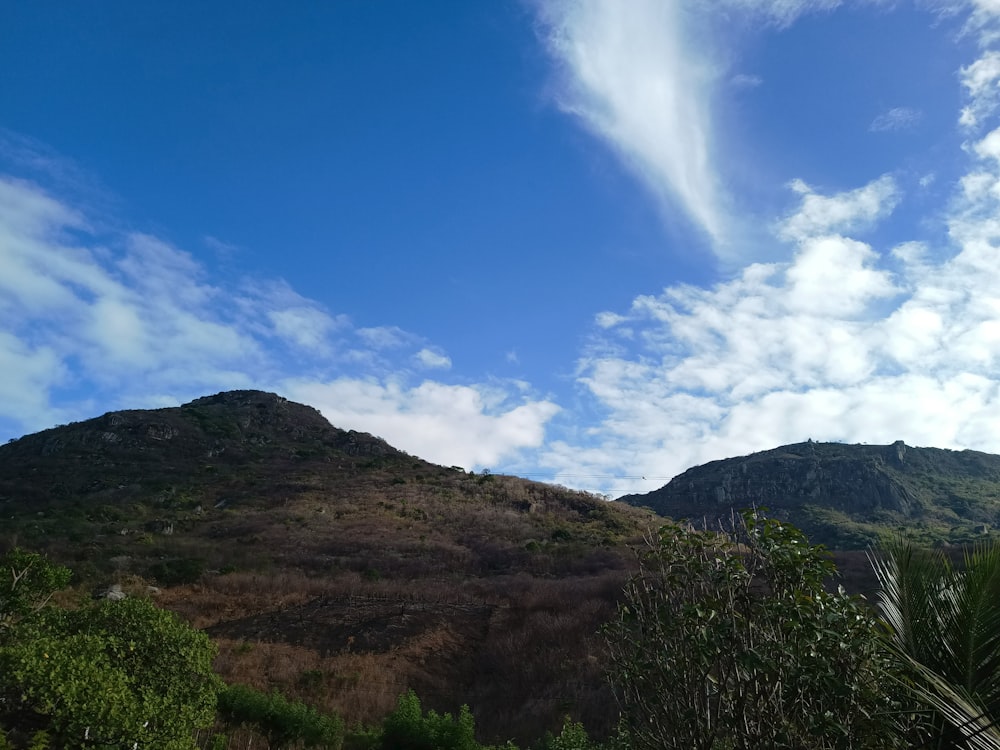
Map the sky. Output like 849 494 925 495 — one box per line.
3 1 1000 497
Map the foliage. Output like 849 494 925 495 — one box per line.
0 392 648 743
218 683 344 748
872 537 1000 748
0 551 220 749
605 513 907 750
379 690 479 750
0 549 71 630
534 718 600 750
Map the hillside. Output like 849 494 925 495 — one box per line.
618 440 1000 549
0 390 652 743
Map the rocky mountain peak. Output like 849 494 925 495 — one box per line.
618 441 1000 548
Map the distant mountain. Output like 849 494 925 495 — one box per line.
618 440 1000 548
0 390 651 743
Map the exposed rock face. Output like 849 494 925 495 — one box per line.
662 441 917 515
618 441 1000 547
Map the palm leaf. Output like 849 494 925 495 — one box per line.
872 537 1000 749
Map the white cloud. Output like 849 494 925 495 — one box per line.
965 0 1000 43
715 0 843 28
533 0 904 259
869 107 923 132
0 332 69 429
778 175 900 242
268 307 340 352
202 235 241 258
595 311 628 328
283 378 560 469
960 51 1000 128
560 145 1000 495
537 0 724 243
414 348 452 370
730 73 763 88
0 174 560 465
356 326 415 349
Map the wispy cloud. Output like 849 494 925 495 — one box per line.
202 235 242 259
533 0 898 259
0 171 558 469
537 0 724 244
730 73 763 88
414 348 452 370
960 51 1000 129
356 326 415 350
716 0 843 28
550 113 1000 496
870 106 923 132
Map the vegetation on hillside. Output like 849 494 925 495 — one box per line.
8 393 1000 745
0 392 654 743
605 512 908 749
7 523 1000 748
622 440 1000 549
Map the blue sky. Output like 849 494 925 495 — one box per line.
3 0 1000 496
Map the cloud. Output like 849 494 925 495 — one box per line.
552 122 1000 496
965 0 1000 43
283 378 560 469
414 348 452 370
0 173 560 468
730 73 763 88
269 306 342 352
356 326 416 350
960 51 1000 129
533 0 900 258
536 0 724 243
778 175 900 242
203 235 241 258
869 107 923 132
0 333 69 429
715 0 843 28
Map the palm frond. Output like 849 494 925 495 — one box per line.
869 537 951 669
872 536 1000 748
896 649 1000 750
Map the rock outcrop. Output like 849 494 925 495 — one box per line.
618 440 1000 547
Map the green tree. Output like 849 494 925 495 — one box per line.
0 550 220 749
217 683 343 749
0 549 71 631
379 690 479 750
535 718 599 750
871 538 1000 749
604 513 908 750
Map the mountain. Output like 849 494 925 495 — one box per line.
0 390 652 744
618 440 1000 549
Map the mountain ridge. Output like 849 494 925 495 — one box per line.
618 439 1000 548
0 389 649 743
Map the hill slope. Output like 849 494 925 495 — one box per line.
618 440 1000 548
0 390 651 743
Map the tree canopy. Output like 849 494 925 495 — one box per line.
0 549 220 749
604 513 909 750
